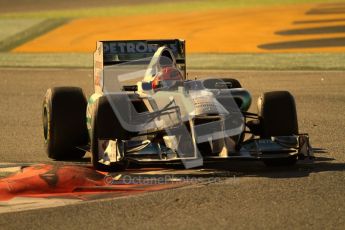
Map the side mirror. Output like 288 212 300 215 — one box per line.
122 85 138 91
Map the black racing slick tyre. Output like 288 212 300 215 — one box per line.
90 96 131 172
43 87 88 160
258 91 299 166
203 78 242 89
258 91 298 138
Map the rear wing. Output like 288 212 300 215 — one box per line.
93 39 186 93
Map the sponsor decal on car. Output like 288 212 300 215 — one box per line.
103 42 178 54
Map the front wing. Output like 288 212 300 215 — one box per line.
96 134 313 166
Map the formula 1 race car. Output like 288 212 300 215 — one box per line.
42 39 313 171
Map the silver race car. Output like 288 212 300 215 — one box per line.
43 39 313 171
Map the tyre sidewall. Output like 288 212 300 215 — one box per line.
43 87 88 160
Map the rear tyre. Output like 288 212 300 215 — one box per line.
43 87 88 160
258 91 298 166
90 96 131 171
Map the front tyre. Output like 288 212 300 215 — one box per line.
43 87 88 160
258 91 298 166
90 96 130 172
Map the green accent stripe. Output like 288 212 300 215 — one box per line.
88 93 102 105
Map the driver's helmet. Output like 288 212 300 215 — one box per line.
151 67 183 91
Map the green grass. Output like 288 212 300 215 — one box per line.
0 0 343 19
1 53 344 70
188 53 345 70
0 19 44 41
0 18 69 51
0 53 92 68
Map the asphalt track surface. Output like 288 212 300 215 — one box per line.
0 68 345 229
